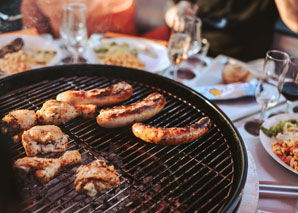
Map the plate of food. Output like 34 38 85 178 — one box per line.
260 113 298 175
87 37 171 73
0 34 62 75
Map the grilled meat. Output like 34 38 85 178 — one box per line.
22 125 68 156
75 160 120 197
0 37 24 58
1 109 37 136
56 81 133 106
36 100 97 124
132 117 212 145
97 92 166 128
14 150 81 183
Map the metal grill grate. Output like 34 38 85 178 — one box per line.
0 69 244 213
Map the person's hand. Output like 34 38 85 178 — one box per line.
165 0 198 28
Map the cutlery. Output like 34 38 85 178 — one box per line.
0 12 23 21
259 182 298 198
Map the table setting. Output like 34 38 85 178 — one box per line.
0 5 298 212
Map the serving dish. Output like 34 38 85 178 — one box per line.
87 37 170 73
260 113 298 175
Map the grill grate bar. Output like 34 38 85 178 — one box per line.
20 150 89 208
69 179 133 213
143 154 233 213
184 168 234 212
33 183 75 213
129 129 229 212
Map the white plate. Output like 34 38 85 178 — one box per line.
87 37 170 73
260 113 298 175
0 34 62 71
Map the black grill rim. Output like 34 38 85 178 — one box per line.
0 64 248 212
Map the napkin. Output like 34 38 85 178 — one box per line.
194 79 258 100
1 28 39 36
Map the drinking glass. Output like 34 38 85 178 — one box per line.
167 16 192 80
245 50 289 136
59 3 88 64
187 16 202 56
278 56 298 112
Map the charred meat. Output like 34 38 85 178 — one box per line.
75 160 120 197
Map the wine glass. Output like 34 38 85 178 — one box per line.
245 50 289 136
187 16 202 57
59 3 88 64
278 56 298 112
167 16 192 80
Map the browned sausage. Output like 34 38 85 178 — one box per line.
56 81 133 106
131 117 212 145
97 92 166 128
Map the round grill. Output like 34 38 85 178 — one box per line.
0 65 247 212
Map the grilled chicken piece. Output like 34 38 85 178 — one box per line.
14 150 81 183
36 100 97 125
56 81 133 106
1 109 37 136
0 37 24 58
75 160 120 197
22 125 68 157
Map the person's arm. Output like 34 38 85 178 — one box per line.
275 0 298 33
20 0 52 34
165 0 198 27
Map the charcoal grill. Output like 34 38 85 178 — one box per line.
0 65 247 213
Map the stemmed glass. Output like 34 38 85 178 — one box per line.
167 16 192 80
278 56 298 112
245 50 289 136
59 3 88 64
187 16 202 57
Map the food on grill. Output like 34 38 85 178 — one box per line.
222 63 251 84
22 125 68 156
132 117 212 145
0 37 24 58
56 81 133 106
75 159 120 197
94 42 145 69
97 92 166 128
14 150 81 183
1 109 37 136
37 100 97 125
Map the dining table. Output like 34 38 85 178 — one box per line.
1 31 298 213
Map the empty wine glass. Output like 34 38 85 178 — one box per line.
245 50 289 136
278 56 298 112
59 3 88 64
187 16 202 57
167 16 192 80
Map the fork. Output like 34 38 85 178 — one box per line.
0 12 23 21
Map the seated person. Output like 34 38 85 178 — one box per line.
21 0 136 38
164 0 279 61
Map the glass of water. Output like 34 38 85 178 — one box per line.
59 3 88 64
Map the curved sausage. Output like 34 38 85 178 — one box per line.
97 92 166 128
56 81 133 106
131 116 212 145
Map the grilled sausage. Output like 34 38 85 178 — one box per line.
56 81 133 106
131 116 212 145
97 92 166 128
